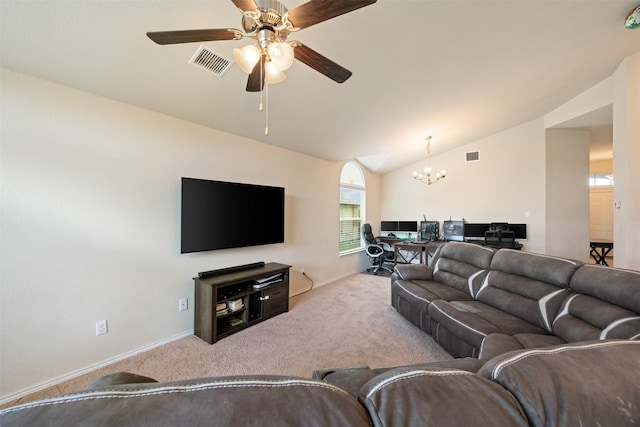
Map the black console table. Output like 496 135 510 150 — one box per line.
194 262 291 344
590 241 613 266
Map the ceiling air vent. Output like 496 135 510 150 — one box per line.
189 45 233 77
466 151 480 162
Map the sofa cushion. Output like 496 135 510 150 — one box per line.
569 264 640 313
475 250 582 332
359 367 528 427
478 340 640 427
392 279 473 314
431 242 495 296
552 264 640 342
430 300 547 351
478 333 566 360
553 293 640 342
0 376 371 427
489 249 582 287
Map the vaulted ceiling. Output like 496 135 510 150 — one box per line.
2 1 639 174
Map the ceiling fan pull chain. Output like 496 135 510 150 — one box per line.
265 82 270 136
259 55 264 112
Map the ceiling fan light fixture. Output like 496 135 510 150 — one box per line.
233 45 261 74
267 42 294 71
265 61 286 84
625 5 640 29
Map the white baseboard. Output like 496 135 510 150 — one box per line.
0 330 194 407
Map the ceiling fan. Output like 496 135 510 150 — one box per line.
147 0 377 92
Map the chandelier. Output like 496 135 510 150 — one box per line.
412 136 447 185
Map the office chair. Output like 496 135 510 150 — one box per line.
362 223 395 275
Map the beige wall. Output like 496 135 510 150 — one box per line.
545 129 590 260
381 119 547 254
613 53 640 269
0 69 378 401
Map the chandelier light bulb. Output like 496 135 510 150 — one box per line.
424 167 432 176
265 61 286 84
233 45 261 74
267 42 294 71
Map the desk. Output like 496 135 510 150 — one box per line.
590 241 613 266
393 241 442 265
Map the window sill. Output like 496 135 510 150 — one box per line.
339 247 365 257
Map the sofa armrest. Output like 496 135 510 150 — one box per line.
359 367 527 427
0 375 371 427
393 264 434 281
85 372 158 390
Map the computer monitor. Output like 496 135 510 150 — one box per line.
380 221 397 232
509 223 527 239
381 221 418 233
463 223 491 239
420 221 439 241
443 220 464 241
398 221 418 232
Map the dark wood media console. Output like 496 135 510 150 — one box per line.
194 262 291 344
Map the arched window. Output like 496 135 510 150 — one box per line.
339 162 366 254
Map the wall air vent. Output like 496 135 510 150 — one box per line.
466 151 480 162
189 45 234 77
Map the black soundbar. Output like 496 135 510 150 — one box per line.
198 262 266 278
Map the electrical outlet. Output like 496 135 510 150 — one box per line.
96 320 108 336
179 298 188 312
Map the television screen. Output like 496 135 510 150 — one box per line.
181 178 285 253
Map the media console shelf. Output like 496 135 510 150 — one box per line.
194 262 291 344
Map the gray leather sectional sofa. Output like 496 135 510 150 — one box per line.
2 243 639 426
2 340 639 426
391 241 640 359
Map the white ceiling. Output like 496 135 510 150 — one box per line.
2 0 639 174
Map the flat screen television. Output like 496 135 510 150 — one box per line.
181 177 285 253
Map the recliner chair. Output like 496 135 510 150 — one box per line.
362 223 395 275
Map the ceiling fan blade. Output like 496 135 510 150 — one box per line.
288 0 377 29
293 43 352 83
147 29 243 45
231 0 258 12
246 59 265 92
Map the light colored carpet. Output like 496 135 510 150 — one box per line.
5 273 451 407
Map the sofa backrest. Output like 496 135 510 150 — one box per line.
552 264 640 342
478 340 640 427
431 242 496 296
476 250 583 331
